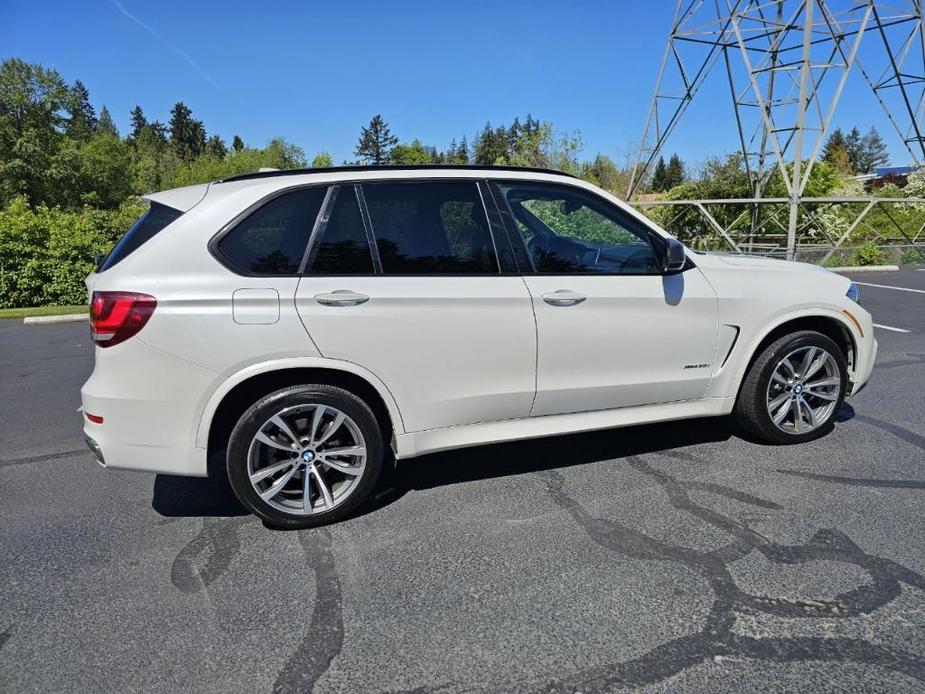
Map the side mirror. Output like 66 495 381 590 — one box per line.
662 238 686 273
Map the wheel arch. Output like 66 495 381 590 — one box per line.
197 358 405 462
732 310 859 401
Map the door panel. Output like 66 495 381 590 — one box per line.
526 270 719 416
295 277 536 432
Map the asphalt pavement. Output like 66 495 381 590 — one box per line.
1 267 924 693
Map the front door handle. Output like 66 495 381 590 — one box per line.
314 290 370 307
542 290 587 307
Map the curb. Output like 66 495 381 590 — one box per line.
23 313 89 325
827 265 900 273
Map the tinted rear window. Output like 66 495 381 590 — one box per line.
307 187 375 275
99 202 183 272
216 187 327 275
362 181 498 274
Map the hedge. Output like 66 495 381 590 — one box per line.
0 196 147 308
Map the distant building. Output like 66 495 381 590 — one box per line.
850 165 919 191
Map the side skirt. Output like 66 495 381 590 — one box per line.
394 397 736 459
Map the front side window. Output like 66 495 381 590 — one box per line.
217 187 326 275
497 183 660 274
362 181 498 274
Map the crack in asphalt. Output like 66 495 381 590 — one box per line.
854 415 925 454
272 528 344 694
170 517 248 593
526 456 925 692
0 449 87 467
778 470 925 489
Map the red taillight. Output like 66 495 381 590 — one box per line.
90 291 157 347
85 413 104 424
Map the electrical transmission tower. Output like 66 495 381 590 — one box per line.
629 0 925 260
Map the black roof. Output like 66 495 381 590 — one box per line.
219 164 576 184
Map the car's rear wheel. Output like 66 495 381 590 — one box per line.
735 330 848 444
227 384 383 529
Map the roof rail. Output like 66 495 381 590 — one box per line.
218 164 577 184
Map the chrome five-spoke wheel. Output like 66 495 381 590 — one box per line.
247 404 367 516
766 345 841 435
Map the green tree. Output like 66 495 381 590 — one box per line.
129 106 147 141
0 58 71 206
845 127 863 172
580 154 621 192
169 102 205 162
311 151 333 168
665 154 685 189
96 106 118 137
205 134 227 159
857 127 889 174
232 134 244 152
651 156 668 191
390 139 433 164
65 80 96 140
355 114 397 165
474 122 507 165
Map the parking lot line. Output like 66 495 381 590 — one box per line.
873 323 911 333
854 281 925 294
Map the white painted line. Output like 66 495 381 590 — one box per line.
23 313 89 325
873 323 911 333
854 281 925 294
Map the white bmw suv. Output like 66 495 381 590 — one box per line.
81 165 876 528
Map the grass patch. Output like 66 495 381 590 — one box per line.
0 304 88 320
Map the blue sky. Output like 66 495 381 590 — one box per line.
1 0 914 170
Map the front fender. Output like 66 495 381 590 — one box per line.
705 304 865 400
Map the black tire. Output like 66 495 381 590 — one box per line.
227 384 384 529
734 330 848 445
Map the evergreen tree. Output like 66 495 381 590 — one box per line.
651 156 668 192
206 134 227 159
232 134 245 152
845 127 863 172
355 114 398 165
457 135 469 164
822 128 846 161
665 154 685 189
66 80 97 139
474 122 507 165
129 106 147 141
857 127 889 174
169 102 205 162
97 106 119 137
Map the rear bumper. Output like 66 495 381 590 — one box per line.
80 338 214 477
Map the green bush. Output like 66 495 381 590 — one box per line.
900 247 925 265
852 242 884 267
0 196 147 308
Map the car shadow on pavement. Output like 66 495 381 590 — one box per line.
150 416 737 521
363 415 738 517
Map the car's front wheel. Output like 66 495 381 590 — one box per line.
735 330 848 444
226 384 384 529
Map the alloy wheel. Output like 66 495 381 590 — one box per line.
765 346 842 435
246 404 367 515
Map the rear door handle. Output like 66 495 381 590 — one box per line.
314 290 370 307
542 290 587 307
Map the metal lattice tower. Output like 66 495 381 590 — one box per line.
628 0 925 259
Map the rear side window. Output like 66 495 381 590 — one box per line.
362 181 498 274
307 187 375 275
216 187 326 275
99 202 183 272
